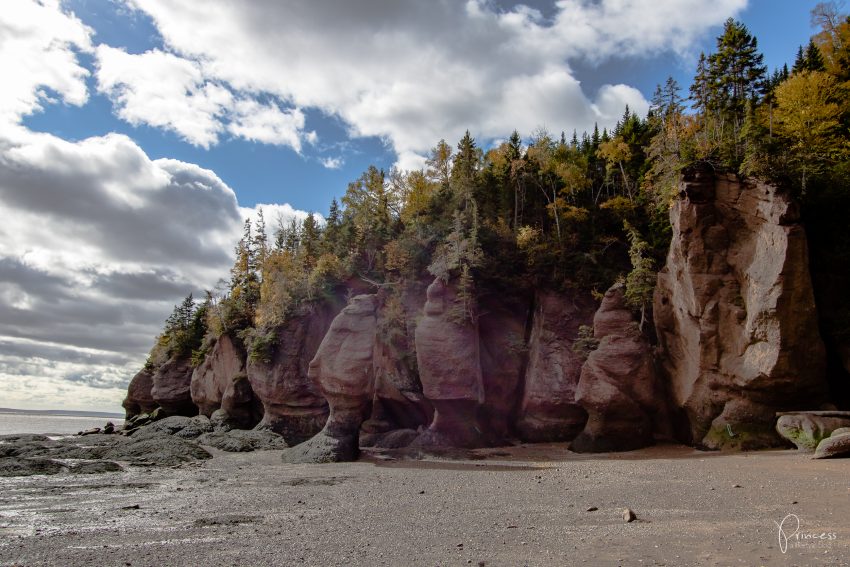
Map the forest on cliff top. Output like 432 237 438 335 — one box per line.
149 5 850 395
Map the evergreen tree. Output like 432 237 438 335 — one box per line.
301 212 321 266
323 198 342 254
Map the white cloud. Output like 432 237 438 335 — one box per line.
96 46 232 148
0 0 92 125
228 99 311 151
549 0 747 61
320 156 344 170
95 46 315 151
127 0 746 167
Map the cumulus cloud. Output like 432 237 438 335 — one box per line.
0 126 251 408
95 46 232 148
0 0 92 125
126 0 746 165
95 46 316 151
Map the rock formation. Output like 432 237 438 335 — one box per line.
515 291 594 441
361 284 432 447
572 283 667 452
412 279 486 448
283 294 378 463
150 355 197 417
247 304 339 444
190 334 261 429
654 165 829 449
775 411 850 451
122 368 157 418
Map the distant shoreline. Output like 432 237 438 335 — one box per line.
0 407 124 419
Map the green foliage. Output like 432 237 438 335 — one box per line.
623 222 656 330
572 324 600 360
242 328 276 365
154 293 208 363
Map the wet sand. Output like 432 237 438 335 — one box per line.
1 444 848 566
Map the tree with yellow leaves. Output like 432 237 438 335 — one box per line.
774 69 846 193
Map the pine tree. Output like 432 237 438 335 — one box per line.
323 198 341 254
301 212 321 266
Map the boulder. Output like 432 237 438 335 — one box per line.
191 334 261 429
122 368 157 419
775 411 850 451
283 294 378 463
654 165 829 449
248 304 339 444
516 291 595 441
412 279 486 449
151 355 197 417
572 284 668 452
813 432 850 459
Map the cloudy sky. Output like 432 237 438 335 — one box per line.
0 0 819 412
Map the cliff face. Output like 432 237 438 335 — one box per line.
516 291 594 442
654 166 828 449
247 302 340 444
126 169 839 455
190 334 262 429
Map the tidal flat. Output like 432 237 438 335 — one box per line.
1 444 848 566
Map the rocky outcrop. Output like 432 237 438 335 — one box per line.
655 165 829 449
775 411 850 451
572 284 667 452
283 295 378 463
129 415 213 440
150 355 197 417
515 291 594 441
122 368 157 419
197 429 288 452
247 304 340 444
191 335 261 429
412 279 486 448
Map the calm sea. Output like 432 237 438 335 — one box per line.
0 412 123 436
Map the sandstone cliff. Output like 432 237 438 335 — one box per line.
190 334 261 430
246 303 340 444
654 165 828 449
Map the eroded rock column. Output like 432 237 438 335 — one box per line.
282 294 378 463
412 279 486 448
572 283 667 452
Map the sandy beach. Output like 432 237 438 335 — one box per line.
1 444 848 567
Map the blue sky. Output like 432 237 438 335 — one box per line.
0 0 827 411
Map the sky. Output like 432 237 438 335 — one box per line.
0 0 824 412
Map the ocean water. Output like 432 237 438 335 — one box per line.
0 412 123 436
